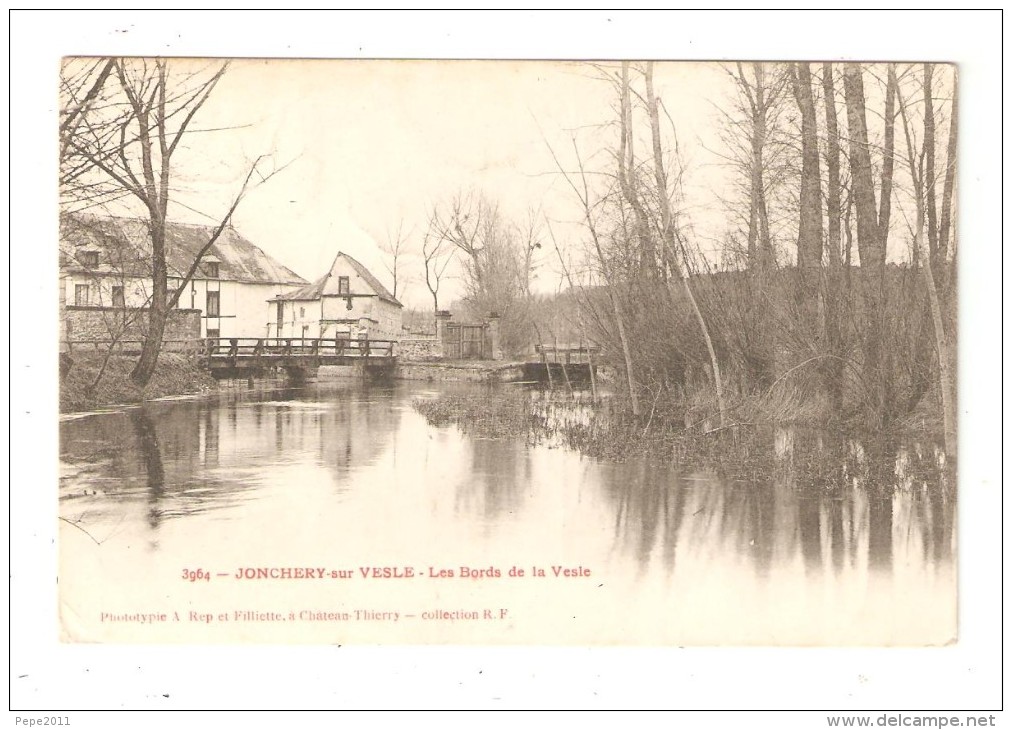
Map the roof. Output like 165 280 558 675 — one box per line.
275 251 402 307
59 214 307 285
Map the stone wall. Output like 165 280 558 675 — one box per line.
396 361 525 383
63 307 202 353
397 337 442 360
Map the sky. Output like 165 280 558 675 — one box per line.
85 58 731 307
69 52 958 310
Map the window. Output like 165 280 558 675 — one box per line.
276 301 284 331
338 276 350 295
205 261 220 279
112 286 125 308
80 251 99 267
206 290 220 317
74 284 89 306
299 306 305 318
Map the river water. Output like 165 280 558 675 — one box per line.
58 380 956 645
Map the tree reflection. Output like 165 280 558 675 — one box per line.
128 406 165 532
597 425 954 591
452 439 525 523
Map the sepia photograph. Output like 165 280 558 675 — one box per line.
10 8 1003 716
56 54 959 646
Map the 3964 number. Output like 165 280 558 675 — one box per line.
182 568 210 582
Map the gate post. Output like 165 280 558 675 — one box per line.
435 310 452 358
488 312 502 361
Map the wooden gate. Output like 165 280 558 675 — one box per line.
443 323 487 359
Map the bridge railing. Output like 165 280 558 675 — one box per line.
203 337 397 360
533 344 601 364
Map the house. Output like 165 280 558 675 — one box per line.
271 252 403 341
60 214 307 341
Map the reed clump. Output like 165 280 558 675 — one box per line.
411 389 949 491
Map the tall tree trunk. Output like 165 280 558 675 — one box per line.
908 65 943 415
611 290 640 417
738 62 776 388
789 63 823 338
898 65 957 459
842 63 888 427
129 66 171 388
131 221 168 386
900 114 957 460
821 63 845 413
906 75 959 461
618 62 656 280
923 64 940 275
878 67 897 240
937 70 958 297
791 63 823 272
880 66 898 423
645 62 726 426
741 63 774 270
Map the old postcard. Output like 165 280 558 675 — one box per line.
56 57 958 647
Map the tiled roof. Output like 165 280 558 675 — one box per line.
60 214 307 285
275 251 402 307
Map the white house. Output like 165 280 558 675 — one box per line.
60 214 307 340
271 252 403 341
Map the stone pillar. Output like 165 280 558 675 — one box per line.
487 312 502 361
434 310 452 358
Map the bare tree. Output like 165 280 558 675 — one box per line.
821 62 847 412
937 71 958 296
842 62 894 425
716 62 792 388
429 190 541 352
543 134 641 415
421 215 456 315
60 58 126 212
379 218 410 301
725 62 790 270
896 67 957 459
643 62 726 426
60 58 284 386
787 63 823 307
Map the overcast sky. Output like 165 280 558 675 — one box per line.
79 52 955 309
112 58 730 308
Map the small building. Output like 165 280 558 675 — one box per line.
271 252 403 341
60 214 307 342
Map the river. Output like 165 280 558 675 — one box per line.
58 380 956 645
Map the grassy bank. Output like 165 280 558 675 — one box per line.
61 352 217 412
412 390 948 488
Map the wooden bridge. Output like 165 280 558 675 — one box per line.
524 343 601 391
201 337 397 380
533 343 600 365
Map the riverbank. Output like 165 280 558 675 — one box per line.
412 390 949 487
60 352 217 412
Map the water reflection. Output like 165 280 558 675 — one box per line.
59 382 956 644
594 424 954 602
128 408 165 533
